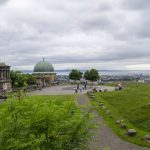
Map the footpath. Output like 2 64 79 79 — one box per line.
77 94 150 150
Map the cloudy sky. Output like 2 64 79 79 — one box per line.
0 0 150 70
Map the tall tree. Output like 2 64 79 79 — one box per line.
69 69 83 83
84 70 90 80
84 69 100 82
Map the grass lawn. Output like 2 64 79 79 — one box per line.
90 82 150 147
0 95 94 150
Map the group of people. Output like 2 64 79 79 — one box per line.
74 81 88 93
115 83 123 91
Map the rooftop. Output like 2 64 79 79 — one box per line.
33 58 54 73
0 63 10 67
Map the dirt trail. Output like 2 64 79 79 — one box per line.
77 94 150 150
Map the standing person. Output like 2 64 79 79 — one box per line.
83 82 85 89
84 81 87 89
82 85 85 90
75 88 78 93
85 83 87 89
118 84 122 91
74 86 78 93
74 87 76 93
80 87 82 93
115 84 118 91
77 84 79 90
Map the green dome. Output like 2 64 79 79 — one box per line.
34 59 54 72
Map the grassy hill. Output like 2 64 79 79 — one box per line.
91 82 150 147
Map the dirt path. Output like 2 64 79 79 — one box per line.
77 94 150 150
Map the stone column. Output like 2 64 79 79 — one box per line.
2 69 4 80
1 71 2 80
7 69 9 80
5 69 7 80
0 70 2 80
3 69 5 80
8 70 10 80
4 69 6 80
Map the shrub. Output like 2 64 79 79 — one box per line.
0 96 94 150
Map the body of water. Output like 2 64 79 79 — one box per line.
22 70 150 76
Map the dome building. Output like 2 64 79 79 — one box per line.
33 58 56 87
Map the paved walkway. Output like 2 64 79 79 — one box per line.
31 85 115 95
77 95 150 150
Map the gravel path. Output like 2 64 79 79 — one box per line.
77 94 150 150
31 85 115 95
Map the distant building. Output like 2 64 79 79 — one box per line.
138 75 150 83
33 59 56 87
0 63 11 92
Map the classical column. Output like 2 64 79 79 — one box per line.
4 69 6 80
6 70 8 80
5 70 7 80
0 69 2 80
3 69 5 80
1 69 3 80
8 70 10 80
7 69 9 80
2 69 4 80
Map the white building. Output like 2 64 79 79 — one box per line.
138 76 150 83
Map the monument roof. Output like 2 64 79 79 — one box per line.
33 58 54 73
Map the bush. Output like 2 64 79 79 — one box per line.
10 71 36 88
0 96 94 150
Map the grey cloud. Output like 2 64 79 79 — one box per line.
81 15 116 31
122 0 150 9
0 0 9 4
0 0 150 70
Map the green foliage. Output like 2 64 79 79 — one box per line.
84 69 100 82
0 95 94 150
10 71 36 87
84 70 90 80
26 74 36 85
14 82 19 87
69 69 83 82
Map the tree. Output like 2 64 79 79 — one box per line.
69 69 83 83
84 69 100 82
10 71 36 88
84 70 90 80
26 74 36 85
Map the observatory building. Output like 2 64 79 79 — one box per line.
33 59 56 87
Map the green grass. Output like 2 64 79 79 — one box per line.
90 82 150 147
0 95 94 150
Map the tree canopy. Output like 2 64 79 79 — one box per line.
84 69 99 82
69 69 83 81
